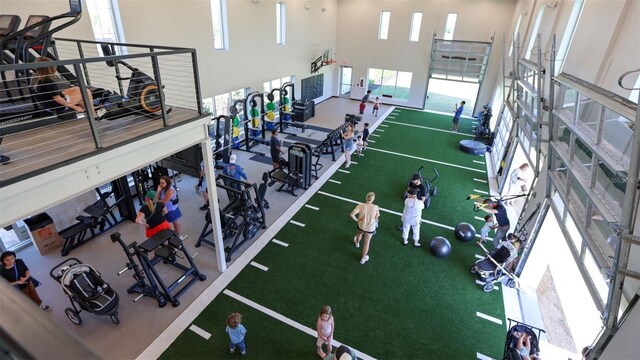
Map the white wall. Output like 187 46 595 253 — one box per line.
335 0 516 111
600 298 640 360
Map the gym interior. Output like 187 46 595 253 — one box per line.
0 0 638 359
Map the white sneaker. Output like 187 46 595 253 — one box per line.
414 241 422 247
403 239 408 245
96 108 107 120
40 304 51 311
359 255 369 264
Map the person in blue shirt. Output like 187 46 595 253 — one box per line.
220 154 248 182
451 100 466 132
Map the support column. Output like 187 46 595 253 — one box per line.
201 137 227 272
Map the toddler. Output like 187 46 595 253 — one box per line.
226 312 247 355
480 214 498 243
316 305 334 358
355 135 364 157
362 123 370 150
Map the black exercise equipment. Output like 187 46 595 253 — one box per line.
404 166 439 209
268 142 313 196
97 44 170 120
276 81 307 135
344 113 361 126
195 173 267 262
459 139 490 156
211 114 232 162
111 230 206 308
59 184 131 256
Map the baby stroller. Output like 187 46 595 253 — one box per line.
404 165 439 208
49 258 120 325
503 318 546 360
471 242 519 292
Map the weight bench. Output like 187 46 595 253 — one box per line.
268 167 299 196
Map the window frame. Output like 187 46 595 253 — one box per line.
211 0 229 51
276 2 286 45
409 12 423 42
378 11 391 40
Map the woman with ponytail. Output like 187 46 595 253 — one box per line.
135 190 171 238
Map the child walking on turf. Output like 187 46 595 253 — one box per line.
316 305 334 358
355 135 364 157
479 214 498 244
226 312 247 355
372 97 380 116
362 123 370 150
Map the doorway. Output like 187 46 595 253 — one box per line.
339 66 352 98
425 78 477 117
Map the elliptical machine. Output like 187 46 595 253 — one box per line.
96 44 170 120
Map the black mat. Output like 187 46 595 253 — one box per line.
249 154 273 165
284 135 323 146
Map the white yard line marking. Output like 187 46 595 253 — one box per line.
477 352 494 360
368 140 376 143
304 205 319 210
370 133 381 137
473 178 487 183
350 161 358 165
384 120 474 137
223 290 377 360
474 216 485 221
476 311 503 325
250 261 269 271
473 160 485 164
474 189 489 194
271 239 289 247
318 191 454 230
328 179 342 184
188 324 212 340
289 220 305 227
388 116 397 119
379 124 389 127
377 129 385 132
368 147 486 173
338 169 350 174
475 254 485 259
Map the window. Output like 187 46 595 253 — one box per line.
378 11 390 40
263 76 293 93
85 0 125 49
209 88 246 117
526 6 545 60
276 2 286 45
211 0 229 50
556 0 584 74
409 12 422 42
367 68 412 101
509 14 523 57
443 13 457 40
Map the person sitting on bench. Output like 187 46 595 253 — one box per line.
32 56 105 119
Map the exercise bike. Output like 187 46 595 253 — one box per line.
404 165 439 208
95 44 171 120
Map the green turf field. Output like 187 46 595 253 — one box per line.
160 109 506 360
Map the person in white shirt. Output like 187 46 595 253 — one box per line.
505 163 531 205
401 189 425 247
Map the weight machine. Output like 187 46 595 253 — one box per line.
111 230 206 308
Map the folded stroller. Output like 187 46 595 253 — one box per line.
503 318 546 360
471 242 519 292
50 258 120 325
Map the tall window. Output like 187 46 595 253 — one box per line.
276 2 286 45
368 68 412 101
211 0 229 50
443 13 457 40
378 11 391 40
526 6 545 60
211 88 246 117
556 0 584 74
263 76 293 93
85 0 125 45
409 12 422 42
509 14 523 57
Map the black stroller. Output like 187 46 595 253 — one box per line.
471 242 519 292
503 318 546 360
404 165 439 208
50 258 120 325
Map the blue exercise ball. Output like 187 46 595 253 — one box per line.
454 222 476 242
429 236 451 258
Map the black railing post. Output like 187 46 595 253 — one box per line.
73 63 102 149
150 48 168 127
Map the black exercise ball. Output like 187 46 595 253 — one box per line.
429 236 451 258
454 222 476 242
